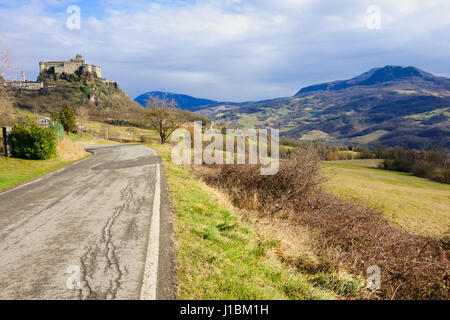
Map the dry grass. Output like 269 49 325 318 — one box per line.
56 138 89 161
148 144 339 300
202 149 450 300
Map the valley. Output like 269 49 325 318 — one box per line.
138 66 450 151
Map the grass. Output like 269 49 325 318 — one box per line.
346 130 389 144
0 157 75 191
300 130 332 141
237 114 261 128
322 160 450 239
406 107 450 120
147 143 340 300
0 136 91 192
84 121 159 142
67 133 120 146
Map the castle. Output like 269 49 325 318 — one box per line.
39 54 102 78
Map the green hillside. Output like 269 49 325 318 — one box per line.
322 160 450 239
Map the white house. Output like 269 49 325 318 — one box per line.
37 117 53 127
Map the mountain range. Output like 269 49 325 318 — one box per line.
135 91 223 110
135 66 450 150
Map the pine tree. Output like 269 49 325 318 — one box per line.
59 105 77 133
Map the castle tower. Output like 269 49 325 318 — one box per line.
21 72 25 82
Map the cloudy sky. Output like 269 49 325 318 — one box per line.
0 0 449 101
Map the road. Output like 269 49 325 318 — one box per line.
0 145 175 300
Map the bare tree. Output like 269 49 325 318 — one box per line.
145 96 184 144
0 36 12 127
0 37 10 78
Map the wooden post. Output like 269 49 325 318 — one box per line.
2 127 12 157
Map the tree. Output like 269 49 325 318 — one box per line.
75 106 89 137
0 36 12 127
59 105 77 133
145 96 184 144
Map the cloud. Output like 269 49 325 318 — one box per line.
0 0 449 101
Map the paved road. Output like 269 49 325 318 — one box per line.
0 145 175 300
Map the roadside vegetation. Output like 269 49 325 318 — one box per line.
9 121 57 160
148 143 365 300
201 147 449 300
0 137 89 192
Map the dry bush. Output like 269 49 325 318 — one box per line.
202 148 449 300
205 147 324 215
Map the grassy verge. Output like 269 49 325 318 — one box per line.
147 143 341 300
0 157 81 192
322 160 450 239
0 138 90 192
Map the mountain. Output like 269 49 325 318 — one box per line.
197 66 450 151
296 66 450 94
135 91 221 111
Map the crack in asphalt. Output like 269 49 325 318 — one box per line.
79 178 137 300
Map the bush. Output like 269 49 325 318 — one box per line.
378 146 449 183
202 148 449 300
59 105 77 133
204 147 324 214
9 122 56 160
80 86 91 97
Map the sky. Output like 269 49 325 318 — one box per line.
0 0 449 101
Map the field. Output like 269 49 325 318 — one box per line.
322 159 450 239
83 121 159 143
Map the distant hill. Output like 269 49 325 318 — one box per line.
9 70 145 122
135 91 220 111
197 66 450 151
296 66 450 94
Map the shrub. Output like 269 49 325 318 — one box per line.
204 146 324 214
378 146 449 183
80 86 91 97
9 122 56 160
59 105 77 133
202 148 449 300
280 136 300 148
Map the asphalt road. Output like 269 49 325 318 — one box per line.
0 145 175 300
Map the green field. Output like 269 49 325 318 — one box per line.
322 160 450 239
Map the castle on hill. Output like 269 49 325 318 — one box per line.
39 54 102 78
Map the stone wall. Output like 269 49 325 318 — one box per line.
39 55 102 78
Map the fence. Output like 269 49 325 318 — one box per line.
51 122 65 144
